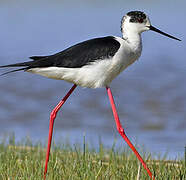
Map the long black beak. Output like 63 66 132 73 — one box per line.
149 25 181 41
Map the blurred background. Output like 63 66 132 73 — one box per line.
0 0 185 159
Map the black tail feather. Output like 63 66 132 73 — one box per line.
0 57 53 76
0 67 28 76
0 61 32 68
0 61 32 76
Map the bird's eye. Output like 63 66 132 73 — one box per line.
138 19 144 23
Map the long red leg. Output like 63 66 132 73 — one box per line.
106 87 155 180
44 84 77 179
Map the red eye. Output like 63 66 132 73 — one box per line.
138 19 143 23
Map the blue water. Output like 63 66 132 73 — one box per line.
0 0 186 159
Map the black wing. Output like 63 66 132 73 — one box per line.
28 36 120 68
0 36 120 74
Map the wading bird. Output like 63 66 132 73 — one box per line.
0 11 181 179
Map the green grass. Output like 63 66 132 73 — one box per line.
0 135 185 180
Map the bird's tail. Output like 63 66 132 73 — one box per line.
0 61 32 76
0 56 52 76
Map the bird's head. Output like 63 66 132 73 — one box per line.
121 11 181 41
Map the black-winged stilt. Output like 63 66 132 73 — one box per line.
0 11 181 179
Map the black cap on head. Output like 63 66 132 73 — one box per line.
127 11 146 23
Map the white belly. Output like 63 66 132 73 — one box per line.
27 55 138 89
27 59 119 88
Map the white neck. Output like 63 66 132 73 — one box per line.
122 28 142 52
